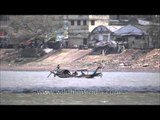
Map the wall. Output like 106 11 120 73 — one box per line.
88 15 109 32
67 15 109 47
128 36 149 49
67 15 89 47
68 38 83 47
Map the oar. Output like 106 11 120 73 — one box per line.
47 66 57 78
100 73 103 78
47 71 53 78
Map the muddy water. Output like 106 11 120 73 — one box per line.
0 71 160 105
1 93 159 105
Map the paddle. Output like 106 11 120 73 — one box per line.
47 71 53 78
47 65 58 78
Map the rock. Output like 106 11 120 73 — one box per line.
10 60 15 64
86 63 93 66
43 48 53 53
124 62 131 66
15 58 24 62
143 63 149 67
119 63 124 66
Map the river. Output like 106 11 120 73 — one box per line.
0 71 160 105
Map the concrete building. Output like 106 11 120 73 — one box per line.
65 15 109 48
0 15 10 48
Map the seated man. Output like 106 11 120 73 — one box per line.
72 71 78 76
54 64 61 72
56 64 60 70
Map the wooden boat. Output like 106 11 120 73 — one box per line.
47 66 102 78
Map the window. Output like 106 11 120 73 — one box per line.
77 20 81 25
135 36 142 39
91 20 95 25
83 38 87 45
0 15 9 21
83 20 87 25
116 38 122 41
71 20 74 25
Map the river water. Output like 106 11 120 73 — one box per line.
0 71 160 105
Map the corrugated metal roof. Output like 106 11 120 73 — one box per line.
106 26 123 32
91 25 123 34
114 24 147 36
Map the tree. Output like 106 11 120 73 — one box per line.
7 15 64 42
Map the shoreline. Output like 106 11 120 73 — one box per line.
1 64 159 73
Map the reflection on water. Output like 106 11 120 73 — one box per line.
0 92 160 105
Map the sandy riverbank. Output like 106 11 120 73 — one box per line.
0 48 159 72
0 64 159 72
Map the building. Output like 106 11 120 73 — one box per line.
113 25 149 49
0 15 10 48
65 15 109 48
88 25 123 46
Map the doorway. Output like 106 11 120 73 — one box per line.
83 38 87 45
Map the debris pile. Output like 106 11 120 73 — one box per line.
65 49 160 71
0 49 20 64
133 49 160 68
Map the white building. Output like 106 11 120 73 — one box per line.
65 15 110 47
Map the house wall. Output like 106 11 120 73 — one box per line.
128 36 149 49
67 15 89 47
88 15 109 32
67 15 109 47
0 16 9 35
89 33 110 41
68 38 83 47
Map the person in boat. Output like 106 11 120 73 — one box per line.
47 65 102 78
48 64 62 78
72 71 78 76
54 64 71 76
55 64 60 71
85 66 102 78
76 70 87 78
76 66 102 78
